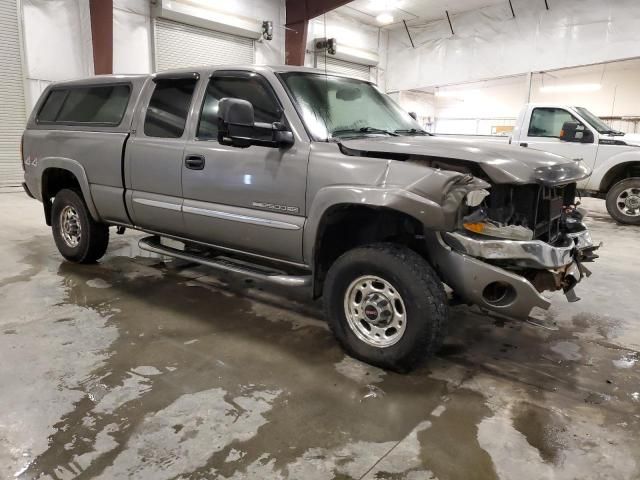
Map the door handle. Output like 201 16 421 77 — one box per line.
185 154 205 170
520 142 528 147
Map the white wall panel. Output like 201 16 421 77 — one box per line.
113 0 284 74
307 11 382 83
0 0 27 187
22 0 93 112
154 18 254 71
114 0 152 74
387 0 640 91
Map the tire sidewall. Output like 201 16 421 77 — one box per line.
325 247 443 370
606 177 640 225
52 189 94 262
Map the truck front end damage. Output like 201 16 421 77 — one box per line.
426 165 600 320
340 138 600 320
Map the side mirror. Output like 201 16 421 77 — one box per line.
409 112 418 120
560 121 594 144
217 97 293 149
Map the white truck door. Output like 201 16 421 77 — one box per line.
519 107 597 188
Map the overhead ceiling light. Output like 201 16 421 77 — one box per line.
376 12 395 24
369 0 402 11
435 89 480 99
540 83 602 93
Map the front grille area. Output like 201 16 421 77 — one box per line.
485 183 576 242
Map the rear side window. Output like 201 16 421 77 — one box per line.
37 85 130 125
144 79 198 138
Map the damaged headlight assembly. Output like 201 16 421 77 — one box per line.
461 189 535 241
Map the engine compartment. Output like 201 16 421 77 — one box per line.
462 182 582 243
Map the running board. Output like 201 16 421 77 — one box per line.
138 236 311 287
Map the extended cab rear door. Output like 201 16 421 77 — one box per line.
125 73 200 235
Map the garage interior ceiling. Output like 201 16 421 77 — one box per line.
335 0 506 26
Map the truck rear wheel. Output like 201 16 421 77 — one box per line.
324 243 448 372
51 189 109 263
606 177 640 225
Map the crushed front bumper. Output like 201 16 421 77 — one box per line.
442 229 594 269
426 226 599 320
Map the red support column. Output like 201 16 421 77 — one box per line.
285 20 308 66
89 0 113 75
285 0 352 66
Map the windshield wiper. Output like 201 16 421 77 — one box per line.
332 127 399 138
394 128 432 136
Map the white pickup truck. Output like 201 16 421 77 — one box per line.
507 104 640 224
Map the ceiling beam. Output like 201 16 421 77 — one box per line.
285 0 352 66
286 0 353 25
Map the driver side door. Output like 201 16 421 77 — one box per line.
520 107 597 186
181 71 309 264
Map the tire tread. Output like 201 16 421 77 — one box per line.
324 242 447 372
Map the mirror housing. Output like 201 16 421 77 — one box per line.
560 121 594 144
217 97 294 149
409 111 418 120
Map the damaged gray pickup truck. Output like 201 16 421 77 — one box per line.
22 65 600 371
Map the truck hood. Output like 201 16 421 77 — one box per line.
613 132 640 146
340 135 591 186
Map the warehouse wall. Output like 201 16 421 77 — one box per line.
113 0 286 74
20 0 286 112
306 11 386 88
21 0 94 111
386 0 640 92
530 60 640 118
397 58 640 135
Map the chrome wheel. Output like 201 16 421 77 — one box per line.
59 205 82 248
616 187 640 217
344 275 406 348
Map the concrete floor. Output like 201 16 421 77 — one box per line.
1 192 639 480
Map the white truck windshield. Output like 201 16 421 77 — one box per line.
575 107 621 135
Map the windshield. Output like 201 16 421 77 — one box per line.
575 107 620 135
279 72 425 141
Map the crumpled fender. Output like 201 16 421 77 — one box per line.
302 166 489 265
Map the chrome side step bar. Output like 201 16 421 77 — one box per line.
138 236 311 287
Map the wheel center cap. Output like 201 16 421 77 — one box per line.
362 293 393 327
626 195 640 209
364 305 379 321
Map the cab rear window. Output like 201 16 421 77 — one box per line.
37 84 131 125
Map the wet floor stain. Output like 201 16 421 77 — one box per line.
1 194 640 479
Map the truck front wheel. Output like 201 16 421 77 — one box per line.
324 243 448 372
51 189 109 263
606 177 640 225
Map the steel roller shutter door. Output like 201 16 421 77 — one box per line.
316 56 372 82
0 0 27 189
154 18 254 72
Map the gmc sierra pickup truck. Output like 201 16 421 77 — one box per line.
509 104 640 224
22 65 599 371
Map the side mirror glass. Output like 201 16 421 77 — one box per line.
560 121 594 144
217 98 294 149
